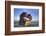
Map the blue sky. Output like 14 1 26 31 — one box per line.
14 8 39 21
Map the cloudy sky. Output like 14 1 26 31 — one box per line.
14 8 39 21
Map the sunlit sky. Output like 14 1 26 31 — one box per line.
14 8 39 21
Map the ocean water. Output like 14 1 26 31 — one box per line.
14 21 39 27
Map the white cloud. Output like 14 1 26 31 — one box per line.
14 16 20 21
